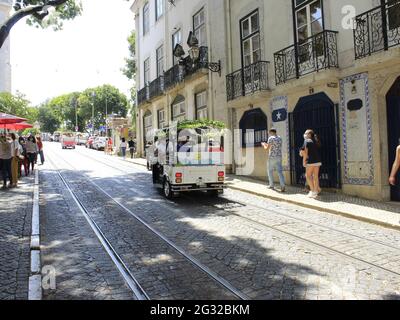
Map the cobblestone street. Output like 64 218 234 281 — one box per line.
0 175 33 300
33 142 400 300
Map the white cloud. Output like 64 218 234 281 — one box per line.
10 0 135 105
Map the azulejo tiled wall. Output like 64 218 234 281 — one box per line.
340 73 374 186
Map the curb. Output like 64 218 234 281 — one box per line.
227 185 400 231
28 169 41 300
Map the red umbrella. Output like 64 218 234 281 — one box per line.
0 113 27 124
4 122 33 130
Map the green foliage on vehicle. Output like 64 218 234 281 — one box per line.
177 119 226 130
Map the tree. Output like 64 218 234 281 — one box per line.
0 91 37 123
37 104 60 133
122 30 137 130
0 0 82 49
45 92 82 131
78 85 129 132
122 30 136 81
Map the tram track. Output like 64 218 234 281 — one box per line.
73 148 400 278
46 149 248 300
77 147 400 251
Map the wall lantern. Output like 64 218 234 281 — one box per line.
172 32 222 76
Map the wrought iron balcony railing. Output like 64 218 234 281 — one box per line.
149 76 164 100
163 64 184 91
226 61 270 101
137 47 210 106
137 86 149 106
274 30 339 85
354 1 400 59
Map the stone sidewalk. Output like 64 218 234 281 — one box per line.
0 174 34 300
120 156 400 230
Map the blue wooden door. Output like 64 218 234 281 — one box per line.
387 77 400 201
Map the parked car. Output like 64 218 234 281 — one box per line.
75 133 89 146
93 137 107 151
86 136 95 149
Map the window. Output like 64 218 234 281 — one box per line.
172 29 182 65
144 58 150 84
193 8 207 46
143 2 150 35
156 45 164 77
143 111 153 144
241 11 261 67
295 0 323 42
388 0 400 31
171 95 186 121
155 0 164 21
158 109 166 128
239 108 268 147
195 91 208 120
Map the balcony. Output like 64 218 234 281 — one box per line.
354 1 400 60
226 61 270 101
149 76 164 99
274 30 339 85
137 86 149 106
137 47 210 106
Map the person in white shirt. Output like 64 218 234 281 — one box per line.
120 138 127 160
10 133 21 187
25 135 38 174
0 134 13 189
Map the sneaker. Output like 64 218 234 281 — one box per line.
280 187 286 193
307 191 314 198
310 192 318 199
267 186 275 190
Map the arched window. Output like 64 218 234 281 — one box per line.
239 108 268 147
171 95 186 121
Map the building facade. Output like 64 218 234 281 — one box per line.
131 0 229 157
133 0 400 202
0 0 12 93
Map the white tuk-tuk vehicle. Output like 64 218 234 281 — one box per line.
150 121 226 199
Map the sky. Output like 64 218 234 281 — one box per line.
10 0 135 106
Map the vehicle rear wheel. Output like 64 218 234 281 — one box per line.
163 179 173 199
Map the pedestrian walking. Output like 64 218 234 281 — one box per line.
0 134 12 189
389 144 400 186
36 136 45 165
26 135 38 174
10 133 21 188
18 136 29 177
128 138 136 159
262 128 286 192
302 129 322 198
120 138 127 160
107 137 113 155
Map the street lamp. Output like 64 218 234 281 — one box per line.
186 31 222 76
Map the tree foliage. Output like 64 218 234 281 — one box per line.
37 85 129 133
122 30 137 81
0 0 82 48
0 91 37 123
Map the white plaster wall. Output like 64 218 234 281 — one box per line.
0 1 12 93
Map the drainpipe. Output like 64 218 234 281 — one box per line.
225 0 236 174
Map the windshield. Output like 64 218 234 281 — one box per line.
63 133 74 138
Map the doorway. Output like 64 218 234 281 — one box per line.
289 92 341 189
387 76 400 201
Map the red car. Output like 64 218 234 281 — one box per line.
86 136 95 149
